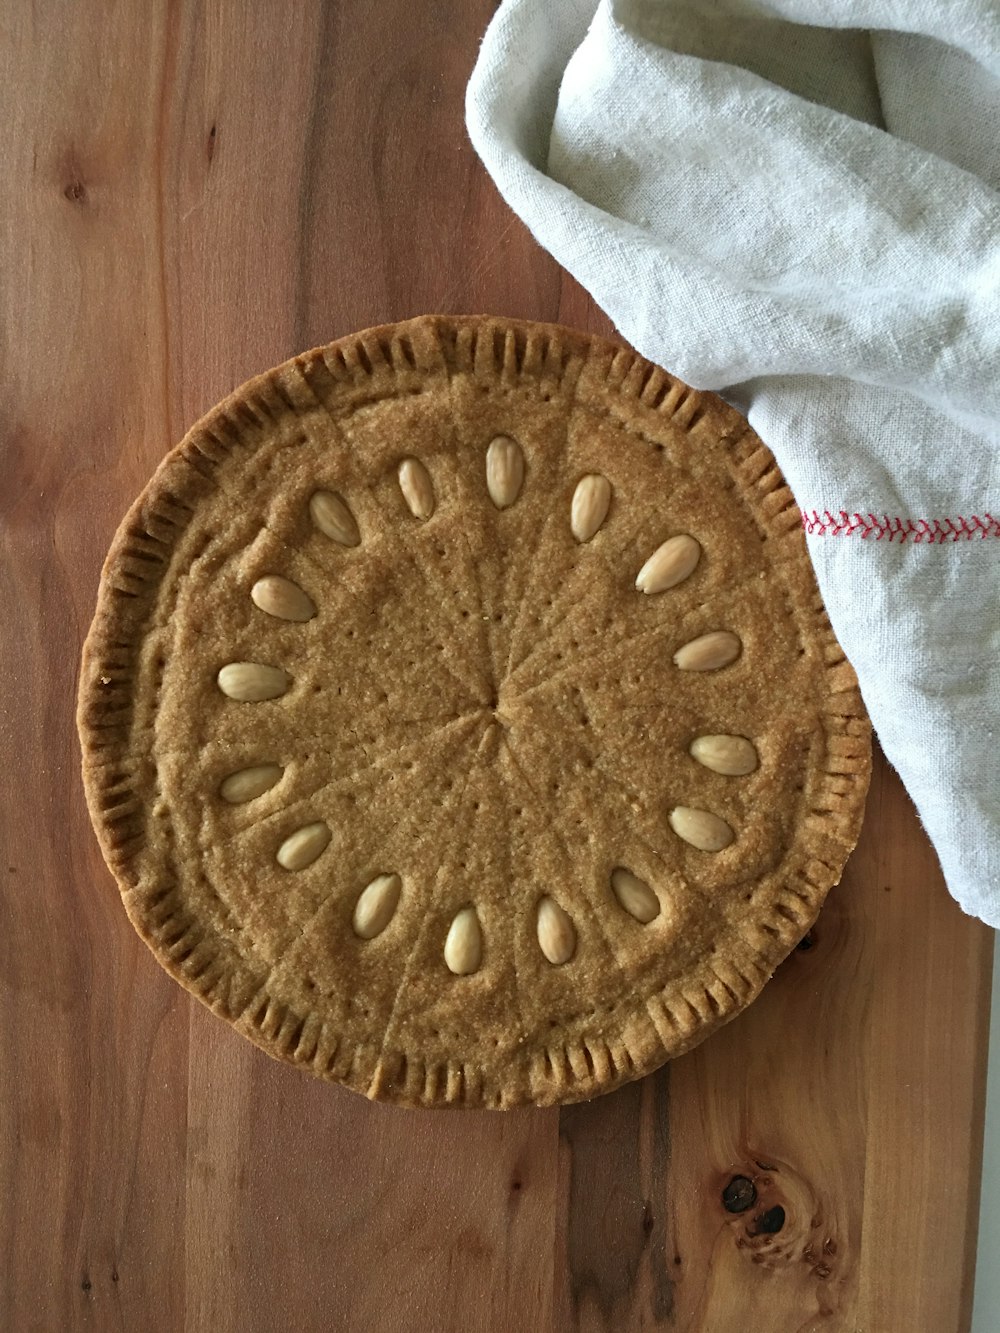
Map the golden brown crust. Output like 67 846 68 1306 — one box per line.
77 315 870 1108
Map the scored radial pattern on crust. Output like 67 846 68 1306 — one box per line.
77 316 871 1109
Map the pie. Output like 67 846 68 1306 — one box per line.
77 315 870 1108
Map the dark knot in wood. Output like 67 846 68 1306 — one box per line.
749 1205 786 1235
722 1176 757 1213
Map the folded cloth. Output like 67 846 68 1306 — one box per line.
467 0 1000 924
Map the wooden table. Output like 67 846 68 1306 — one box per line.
1 3 992 1329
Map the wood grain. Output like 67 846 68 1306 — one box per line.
0 2 991 1330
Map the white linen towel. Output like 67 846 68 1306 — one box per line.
467 0 1000 923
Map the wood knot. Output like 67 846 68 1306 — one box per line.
749 1204 786 1236
722 1176 757 1213
63 180 87 204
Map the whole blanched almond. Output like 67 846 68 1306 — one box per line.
669 807 734 852
673 630 741 672
635 534 701 594
309 489 360 546
536 896 576 965
276 821 331 871
486 436 525 509
690 734 758 776
610 868 660 923
219 763 284 803
444 906 483 975
353 873 402 939
571 474 612 543
251 575 316 622
398 457 435 520
217 662 290 701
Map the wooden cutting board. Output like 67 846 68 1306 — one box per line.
0 3 992 1329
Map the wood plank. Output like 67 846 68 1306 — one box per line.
0 4 191 1330
184 1015 556 1333
0 2 991 1331
859 762 993 1332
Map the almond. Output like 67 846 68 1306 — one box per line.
570 474 612 543
276 821 331 871
673 630 741 672
216 662 290 701
536 896 576 965
486 436 524 509
218 763 283 803
444 906 483 975
309 489 360 546
251 575 316 622
610 868 660 923
398 457 435 520
668 807 734 852
690 734 758 776
353 873 402 939
635 534 701 594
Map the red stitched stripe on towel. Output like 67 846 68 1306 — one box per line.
801 510 1000 542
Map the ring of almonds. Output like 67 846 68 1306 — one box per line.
78 316 871 1109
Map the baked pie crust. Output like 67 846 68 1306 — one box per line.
77 316 870 1108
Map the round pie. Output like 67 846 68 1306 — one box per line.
77 315 871 1108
